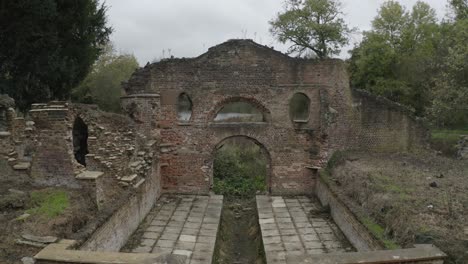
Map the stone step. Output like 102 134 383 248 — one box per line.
0 131 11 138
133 178 145 188
13 162 31 170
120 174 137 183
76 170 104 180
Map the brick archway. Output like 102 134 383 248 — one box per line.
210 135 272 193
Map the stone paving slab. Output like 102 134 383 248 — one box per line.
124 194 223 264
257 195 354 264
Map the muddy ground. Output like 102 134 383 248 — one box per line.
213 197 266 264
0 159 97 264
325 151 468 264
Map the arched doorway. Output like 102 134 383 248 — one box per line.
72 117 89 166
212 135 269 263
212 136 271 195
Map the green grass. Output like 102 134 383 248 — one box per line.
26 190 69 218
361 217 400 249
431 129 468 156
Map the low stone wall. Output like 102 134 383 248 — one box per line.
288 245 446 264
315 175 385 251
35 240 185 264
79 161 161 252
315 175 446 264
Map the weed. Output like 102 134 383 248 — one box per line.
361 217 399 249
26 190 69 218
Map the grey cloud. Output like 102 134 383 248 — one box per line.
106 0 448 65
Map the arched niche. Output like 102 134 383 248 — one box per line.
289 93 310 122
177 93 193 121
213 99 268 123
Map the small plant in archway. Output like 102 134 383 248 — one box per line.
213 140 267 197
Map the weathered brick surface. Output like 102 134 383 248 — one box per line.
122 39 428 195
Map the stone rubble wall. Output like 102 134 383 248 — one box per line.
0 100 161 215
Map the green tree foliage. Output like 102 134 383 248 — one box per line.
0 0 112 111
72 44 139 112
269 0 352 58
449 0 468 20
429 19 468 127
349 1 439 115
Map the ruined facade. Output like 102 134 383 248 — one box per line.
121 39 428 195
0 40 428 198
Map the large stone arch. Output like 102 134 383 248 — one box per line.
210 135 273 193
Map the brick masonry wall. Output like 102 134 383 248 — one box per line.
121 39 428 195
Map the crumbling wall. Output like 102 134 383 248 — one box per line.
122 39 429 195
0 99 161 213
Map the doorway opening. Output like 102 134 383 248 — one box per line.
212 136 268 264
72 117 89 166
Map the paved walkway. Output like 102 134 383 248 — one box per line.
256 195 354 264
124 195 223 264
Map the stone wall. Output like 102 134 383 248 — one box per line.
80 158 161 251
315 176 384 251
0 100 160 212
122 39 428 195
346 90 429 152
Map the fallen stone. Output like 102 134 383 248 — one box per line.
121 174 137 183
15 213 30 221
130 161 141 168
22 234 58 244
76 171 104 180
9 189 25 195
134 179 146 188
0 131 11 137
15 239 46 248
429 182 438 188
21 257 35 264
13 162 31 170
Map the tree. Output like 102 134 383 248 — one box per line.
269 0 352 58
349 1 439 115
429 19 468 127
72 44 139 112
0 0 112 111
371 0 409 49
449 0 468 20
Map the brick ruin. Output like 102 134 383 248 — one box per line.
0 39 429 205
0 39 444 264
121 39 428 195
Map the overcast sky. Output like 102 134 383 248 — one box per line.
105 0 449 65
